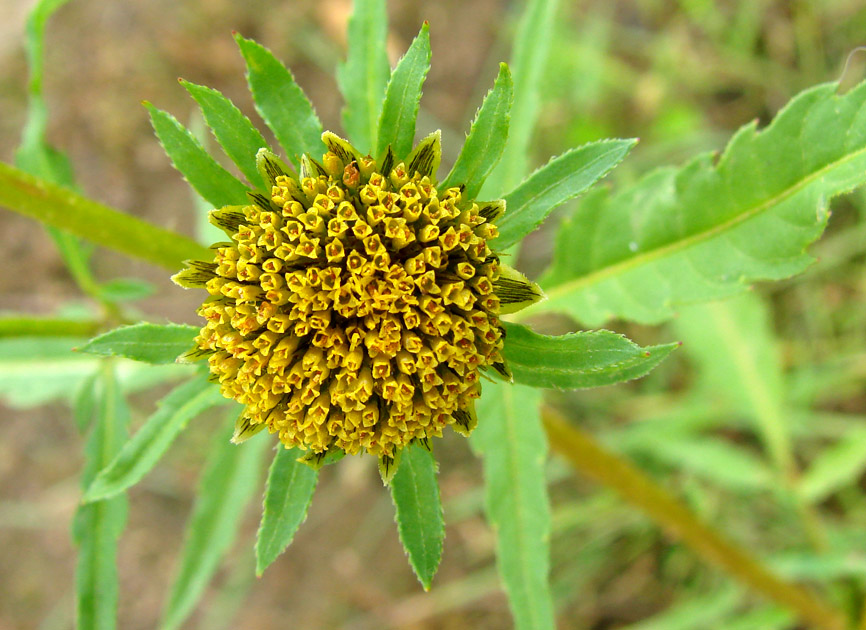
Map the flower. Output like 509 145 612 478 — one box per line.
174 131 543 479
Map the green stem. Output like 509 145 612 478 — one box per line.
0 161 210 270
542 407 847 630
0 317 101 337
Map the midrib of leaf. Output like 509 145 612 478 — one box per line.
259 460 312 553
501 385 546 630
527 145 866 314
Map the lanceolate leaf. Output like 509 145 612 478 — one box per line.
78 323 198 364
72 365 129 630
471 382 554 630
482 0 561 197
536 81 866 326
376 22 431 161
255 447 319 575
236 34 324 167
337 0 390 153
799 427 866 503
390 442 444 590
145 103 250 208
83 378 227 503
493 139 637 250
502 322 677 389
181 80 270 189
0 162 211 270
161 423 268 630
441 64 514 198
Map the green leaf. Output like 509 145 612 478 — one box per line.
181 80 270 189
79 323 199 364
441 64 513 199
72 365 130 630
536 81 866 326
799 427 866 503
376 22 431 160
0 161 211 270
502 322 677 389
235 34 324 167
618 586 742 630
98 278 156 302
482 0 561 197
493 139 636 250
673 293 792 475
255 447 319 575
146 102 250 208
16 0 107 302
470 381 554 630
337 0 390 153
83 378 226 502
162 424 268 630
634 436 773 492
389 442 444 590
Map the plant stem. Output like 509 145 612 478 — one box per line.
0 317 101 337
0 161 210 270
542 406 847 630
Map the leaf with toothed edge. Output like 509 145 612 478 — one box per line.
145 103 250 208
255 446 319 575
235 34 324 168
78 323 199 365
390 443 444 590
501 322 678 390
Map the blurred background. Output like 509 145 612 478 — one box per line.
2 0 866 628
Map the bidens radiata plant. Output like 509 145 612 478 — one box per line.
5 1 866 629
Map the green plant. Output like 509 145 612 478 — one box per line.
4 1 866 629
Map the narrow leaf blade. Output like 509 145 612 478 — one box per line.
470 382 555 630
83 378 226 502
255 447 319 575
146 103 250 208
376 22 431 160
390 443 444 590
181 80 270 189
502 322 677 389
337 0 390 153
536 81 866 326
493 139 636 250
441 64 514 198
72 365 130 630
799 427 866 503
79 323 199 364
161 422 268 630
236 34 324 167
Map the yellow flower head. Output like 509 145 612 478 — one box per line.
174 131 542 475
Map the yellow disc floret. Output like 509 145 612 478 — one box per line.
174 132 542 472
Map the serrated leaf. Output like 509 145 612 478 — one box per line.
536 81 866 326
72 365 129 630
181 80 270 189
502 322 677 389
146 103 250 208
161 423 268 630
799 427 866 503
482 0 561 198
79 323 199 364
235 34 323 167
470 381 554 630
441 64 514 199
337 0 390 153
493 139 636 250
389 443 444 590
255 446 319 575
376 22 431 160
83 378 226 502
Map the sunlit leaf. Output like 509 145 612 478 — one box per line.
79 323 198 364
